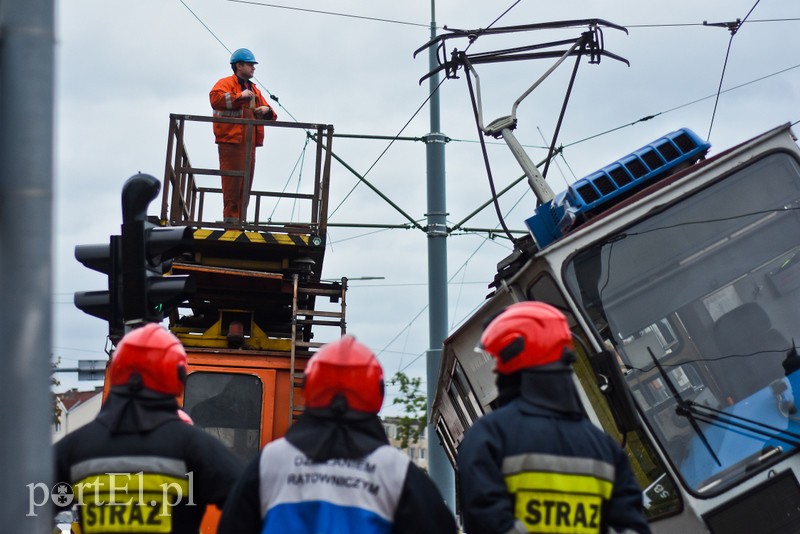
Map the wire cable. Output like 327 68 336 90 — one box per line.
483 0 524 37
178 0 298 119
178 0 431 225
227 0 432 29
386 210 523 372
464 64 516 243
328 79 445 220
624 17 800 29
179 0 231 53
537 126 571 189
565 61 800 149
706 33 736 142
541 47 583 182
268 135 309 221
706 0 762 141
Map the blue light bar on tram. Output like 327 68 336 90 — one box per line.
526 128 711 249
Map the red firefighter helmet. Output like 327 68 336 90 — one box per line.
479 301 574 375
304 335 384 413
109 323 188 396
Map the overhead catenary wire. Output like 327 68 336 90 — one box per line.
564 61 800 149
448 149 559 233
268 135 309 221
464 64 517 243
336 4 800 382
624 17 800 29
178 0 438 230
178 0 298 121
182 0 798 241
226 0 433 29
393 174 533 373
175 0 799 386
179 0 584 252
185 0 798 153
178 0 230 54
335 58 800 168
324 146 426 230
537 126 572 189
705 0 762 142
324 76 443 223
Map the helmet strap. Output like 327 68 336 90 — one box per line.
499 336 525 363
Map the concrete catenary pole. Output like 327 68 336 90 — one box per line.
0 0 55 531
425 0 456 512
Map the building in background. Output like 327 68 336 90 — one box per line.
382 416 428 471
52 387 103 442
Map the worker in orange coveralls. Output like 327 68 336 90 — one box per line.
210 47 278 224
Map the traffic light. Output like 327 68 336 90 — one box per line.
121 173 195 323
74 235 124 342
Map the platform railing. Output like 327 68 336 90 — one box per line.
160 113 333 238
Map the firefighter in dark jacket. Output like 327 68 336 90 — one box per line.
218 335 458 534
458 302 651 534
54 324 243 534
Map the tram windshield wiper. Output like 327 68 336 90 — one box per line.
647 347 721 466
678 400 800 450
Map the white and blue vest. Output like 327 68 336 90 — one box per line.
258 439 410 533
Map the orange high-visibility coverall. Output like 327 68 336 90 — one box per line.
209 74 276 219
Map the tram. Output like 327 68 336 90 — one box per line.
432 123 800 532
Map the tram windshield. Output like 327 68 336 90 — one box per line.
565 151 800 494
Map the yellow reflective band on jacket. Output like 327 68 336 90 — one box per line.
74 473 190 534
213 109 244 118
503 453 615 533
71 456 188 481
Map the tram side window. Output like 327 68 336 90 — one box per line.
447 384 473 431
452 362 482 421
183 372 263 462
436 417 458 468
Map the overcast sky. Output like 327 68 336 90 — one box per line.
54 0 800 413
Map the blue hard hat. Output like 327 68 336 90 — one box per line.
230 48 258 64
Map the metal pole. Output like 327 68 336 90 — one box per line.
0 0 55 531
425 0 456 512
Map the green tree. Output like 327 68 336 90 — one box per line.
389 371 427 449
52 356 63 426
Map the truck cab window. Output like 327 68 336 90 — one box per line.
184 372 263 462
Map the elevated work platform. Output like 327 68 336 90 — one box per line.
156 114 345 355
